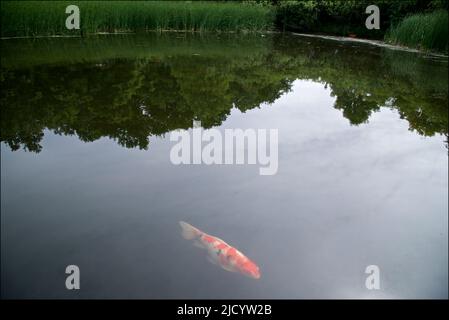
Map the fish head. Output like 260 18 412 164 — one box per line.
240 259 261 279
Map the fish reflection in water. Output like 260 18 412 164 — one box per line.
179 221 261 279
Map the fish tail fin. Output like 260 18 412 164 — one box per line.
179 221 201 240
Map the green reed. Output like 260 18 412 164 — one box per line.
385 10 448 54
1 1 274 37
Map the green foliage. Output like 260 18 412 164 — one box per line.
275 0 319 32
274 0 382 37
0 1 274 36
273 0 449 42
385 9 448 53
428 0 449 10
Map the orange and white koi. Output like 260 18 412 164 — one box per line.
179 221 261 279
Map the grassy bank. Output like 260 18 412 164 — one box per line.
2 1 448 54
0 1 274 37
385 10 448 54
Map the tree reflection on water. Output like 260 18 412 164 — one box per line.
1 33 447 153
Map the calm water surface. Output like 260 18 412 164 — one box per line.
1 33 447 298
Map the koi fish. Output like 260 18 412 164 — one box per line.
179 221 261 279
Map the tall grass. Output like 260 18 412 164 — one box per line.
385 10 448 54
1 1 274 37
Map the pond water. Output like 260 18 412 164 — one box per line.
1 33 447 299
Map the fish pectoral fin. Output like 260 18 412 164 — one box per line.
193 240 205 249
207 255 218 265
221 264 237 273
